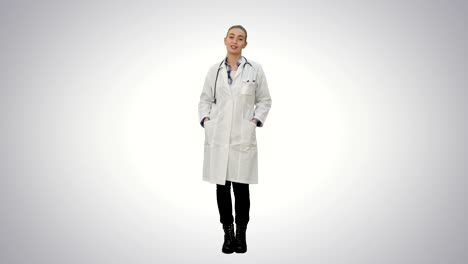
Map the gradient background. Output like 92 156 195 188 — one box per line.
1 0 467 263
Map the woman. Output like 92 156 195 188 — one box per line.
198 25 272 254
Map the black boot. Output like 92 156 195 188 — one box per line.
221 224 235 254
234 224 247 253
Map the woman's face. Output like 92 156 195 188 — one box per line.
224 28 247 55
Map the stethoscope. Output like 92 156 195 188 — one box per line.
212 56 254 104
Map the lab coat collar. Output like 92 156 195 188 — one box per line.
219 56 246 95
220 56 246 69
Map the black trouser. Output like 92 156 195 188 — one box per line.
216 180 250 225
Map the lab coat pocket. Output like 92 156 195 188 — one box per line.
241 120 257 146
204 120 214 145
240 81 256 95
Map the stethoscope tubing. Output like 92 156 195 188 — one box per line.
213 56 253 104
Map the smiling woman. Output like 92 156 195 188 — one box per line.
198 25 272 254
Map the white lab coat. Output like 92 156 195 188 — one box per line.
198 58 272 185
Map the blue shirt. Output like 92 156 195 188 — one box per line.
224 57 244 85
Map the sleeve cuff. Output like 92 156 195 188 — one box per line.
253 117 263 127
200 117 209 128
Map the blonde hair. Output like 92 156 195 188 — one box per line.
226 25 248 40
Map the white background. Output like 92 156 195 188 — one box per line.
1 0 467 263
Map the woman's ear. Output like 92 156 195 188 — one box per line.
243 41 248 48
